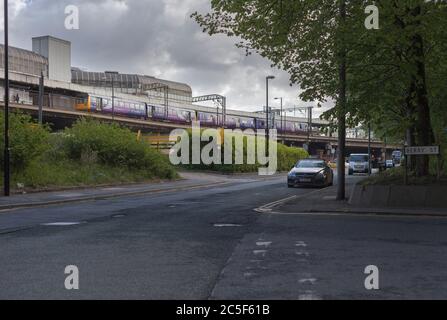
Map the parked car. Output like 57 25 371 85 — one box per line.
288 159 334 188
348 154 370 175
386 159 395 169
392 150 402 165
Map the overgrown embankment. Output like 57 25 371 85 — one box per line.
179 130 308 173
0 114 177 191
360 166 447 186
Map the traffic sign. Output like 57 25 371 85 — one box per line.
404 146 440 155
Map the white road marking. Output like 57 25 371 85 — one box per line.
213 224 242 227
256 241 272 247
41 222 84 226
254 187 332 213
295 241 307 247
295 251 310 257
253 250 267 257
299 278 317 285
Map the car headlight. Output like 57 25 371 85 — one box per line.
317 171 326 178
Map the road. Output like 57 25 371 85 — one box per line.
1 173 447 299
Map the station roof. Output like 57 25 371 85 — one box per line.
0 44 48 70
71 68 192 96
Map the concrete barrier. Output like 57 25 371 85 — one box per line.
349 184 447 208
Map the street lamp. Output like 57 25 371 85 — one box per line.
306 106 313 149
265 76 275 143
274 97 283 134
368 122 372 176
104 71 119 120
3 0 10 196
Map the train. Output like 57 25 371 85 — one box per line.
75 94 310 134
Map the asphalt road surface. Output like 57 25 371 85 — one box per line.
1 174 447 299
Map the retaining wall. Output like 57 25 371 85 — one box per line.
349 184 447 208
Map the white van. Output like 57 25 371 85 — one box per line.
348 154 370 175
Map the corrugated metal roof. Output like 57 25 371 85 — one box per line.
137 75 192 94
71 69 192 95
0 44 48 71
0 45 47 64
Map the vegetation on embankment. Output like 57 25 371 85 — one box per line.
180 130 309 173
360 166 447 186
0 114 177 192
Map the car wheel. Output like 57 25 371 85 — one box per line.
348 170 353 175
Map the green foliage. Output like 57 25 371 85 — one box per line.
192 0 342 103
361 166 447 186
63 119 146 168
0 117 177 190
277 143 310 172
0 112 50 172
13 159 166 189
61 119 177 179
181 130 308 173
192 0 447 177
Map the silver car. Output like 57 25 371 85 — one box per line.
348 154 370 175
288 159 334 188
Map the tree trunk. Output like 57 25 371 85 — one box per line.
336 0 347 201
410 8 432 177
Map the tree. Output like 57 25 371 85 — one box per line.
192 0 356 199
192 0 447 179
326 1 447 176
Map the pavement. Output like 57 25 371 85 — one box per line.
269 176 447 217
1 171 447 299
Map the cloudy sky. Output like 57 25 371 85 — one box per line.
2 0 329 117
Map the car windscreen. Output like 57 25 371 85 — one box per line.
296 160 325 168
349 155 369 162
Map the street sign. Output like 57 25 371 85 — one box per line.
404 146 440 155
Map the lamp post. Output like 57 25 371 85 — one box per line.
307 106 313 149
274 97 283 133
265 76 275 144
4 0 10 196
105 71 119 120
38 71 44 125
368 122 372 176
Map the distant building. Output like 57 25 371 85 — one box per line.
32 36 71 82
0 35 192 104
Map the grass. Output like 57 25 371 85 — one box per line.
6 158 178 193
0 116 179 193
360 166 447 186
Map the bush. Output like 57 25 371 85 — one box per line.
361 166 447 186
0 112 50 172
1 118 177 190
277 143 309 172
61 119 177 179
181 130 308 173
